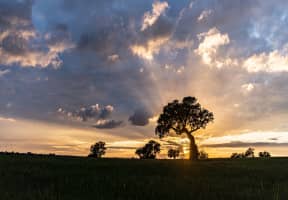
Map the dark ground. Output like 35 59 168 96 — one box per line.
0 155 287 200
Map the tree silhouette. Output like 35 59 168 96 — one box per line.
88 141 106 158
155 96 214 160
259 151 271 158
230 148 256 159
198 150 208 159
168 149 180 159
135 140 161 159
244 147 255 158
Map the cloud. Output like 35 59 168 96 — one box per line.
3 0 288 156
0 117 16 123
0 0 74 68
58 104 114 122
141 1 169 31
99 105 114 119
195 28 230 67
0 69 10 77
197 9 212 22
129 108 153 126
243 49 288 73
93 119 123 129
131 13 174 61
107 54 119 62
241 83 254 94
130 36 170 60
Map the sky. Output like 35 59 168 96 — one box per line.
1 0 288 158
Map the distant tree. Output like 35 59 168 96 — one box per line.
89 141 106 158
135 140 161 159
168 149 180 159
198 150 208 159
259 151 271 158
244 147 255 158
155 97 214 160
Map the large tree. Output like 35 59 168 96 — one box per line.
155 97 214 160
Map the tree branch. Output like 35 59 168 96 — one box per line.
188 127 199 134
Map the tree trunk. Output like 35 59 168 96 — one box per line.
187 133 199 160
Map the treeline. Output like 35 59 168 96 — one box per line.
0 151 56 157
88 140 209 160
88 142 273 160
230 147 271 159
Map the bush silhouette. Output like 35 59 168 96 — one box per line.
259 151 271 158
198 150 208 159
135 140 161 159
168 149 180 159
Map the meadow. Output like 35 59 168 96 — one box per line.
0 154 287 200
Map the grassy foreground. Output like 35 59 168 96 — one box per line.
0 155 287 200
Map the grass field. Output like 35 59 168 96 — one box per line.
0 155 287 200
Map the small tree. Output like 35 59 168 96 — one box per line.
155 97 213 160
135 140 161 159
168 149 180 159
259 151 271 158
89 141 106 158
244 147 255 158
198 150 208 159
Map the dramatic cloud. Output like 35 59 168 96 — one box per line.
0 0 74 68
141 1 169 31
195 28 231 67
243 49 288 73
58 104 123 129
130 36 170 60
2 0 288 157
57 104 114 122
